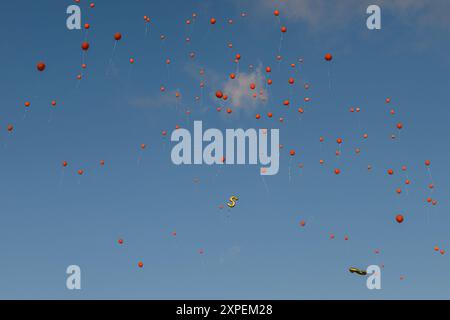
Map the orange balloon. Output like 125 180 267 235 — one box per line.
37 62 46 72
81 42 90 51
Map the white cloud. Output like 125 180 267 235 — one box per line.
241 0 450 31
222 65 268 110
130 90 178 109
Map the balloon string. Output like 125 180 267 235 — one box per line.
289 157 292 182
137 156 141 166
107 41 118 76
278 33 284 56
48 108 54 123
261 175 270 194
59 170 65 188
427 167 434 185
328 67 332 91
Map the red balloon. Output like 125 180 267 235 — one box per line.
324 53 333 61
114 32 122 41
37 62 46 72
81 42 90 51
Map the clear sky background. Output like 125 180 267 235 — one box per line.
0 0 449 300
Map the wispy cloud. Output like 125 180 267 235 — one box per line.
184 61 268 112
222 65 268 110
129 90 178 109
238 0 450 32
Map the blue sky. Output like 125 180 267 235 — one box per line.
0 0 449 299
